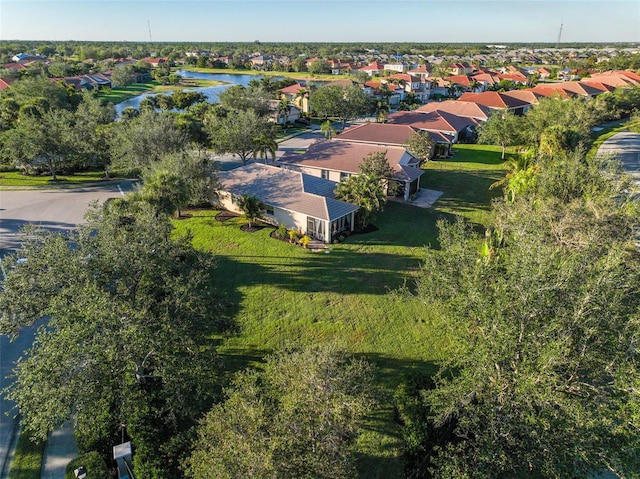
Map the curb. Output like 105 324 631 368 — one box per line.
0 179 139 192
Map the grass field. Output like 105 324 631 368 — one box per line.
0 170 107 187
171 146 505 477
7 432 44 479
97 78 224 104
423 144 507 225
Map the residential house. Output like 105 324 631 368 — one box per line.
279 140 424 202
415 100 492 122
407 64 433 79
140 57 167 68
450 62 473 75
268 100 302 125
359 61 385 76
217 163 358 243
387 110 480 147
333 122 451 160
279 83 310 114
499 90 544 109
458 91 531 115
531 81 604 98
384 62 409 74
383 74 431 102
0 77 14 92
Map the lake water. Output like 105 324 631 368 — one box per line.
114 71 271 114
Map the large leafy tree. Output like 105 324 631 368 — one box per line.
334 174 386 229
477 109 524 159
1 106 76 179
207 109 275 165
218 84 271 117
403 130 435 163
187 345 375 479
310 84 374 129
401 151 640 479
0 201 225 477
109 109 188 174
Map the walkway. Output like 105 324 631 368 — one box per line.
40 421 78 479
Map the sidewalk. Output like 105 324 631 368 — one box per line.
40 421 78 479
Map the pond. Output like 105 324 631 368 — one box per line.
114 71 278 115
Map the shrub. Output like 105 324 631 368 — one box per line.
299 235 312 248
64 451 109 479
287 229 299 243
275 223 288 240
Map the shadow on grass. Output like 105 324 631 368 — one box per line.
354 353 440 479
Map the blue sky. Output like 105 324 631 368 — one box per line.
1 0 638 43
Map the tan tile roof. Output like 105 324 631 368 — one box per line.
218 163 357 221
279 140 424 182
529 86 573 99
415 100 491 120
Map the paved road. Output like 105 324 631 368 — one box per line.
597 131 640 186
0 181 132 478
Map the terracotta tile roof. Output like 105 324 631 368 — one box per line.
408 64 432 75
537 81 604 96
2 63 27 70
529 86 573 99
336 122 452 146
336 123 420 145
359 61 384 71
470 72 500 85
458 91 530 109
279 140 423 182
387 73 420 83
218 163 357 221
279 83 306 94
578 81 615 93
444 75 472 87
498 72 528 83
499 90 543 105
388 110 479 133
582 75 637 87
0 77 15 91
415 100 491 120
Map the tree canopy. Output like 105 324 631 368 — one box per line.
0 200 226 477
188 345 375 479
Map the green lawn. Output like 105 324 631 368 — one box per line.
169 145 506 477
422 144 506 225
0 170 107 187
8 432 44 479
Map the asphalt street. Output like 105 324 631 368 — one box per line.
597 131 640 186
0 181 132 478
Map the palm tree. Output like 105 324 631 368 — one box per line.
334 174 386 229
489 150 538 202
277 98 291 127
237 194 266 228
252 133 278 164
294 88 310 114
375 100 389 123
320 120 336 139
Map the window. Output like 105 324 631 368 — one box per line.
321 169 329 179
266 205 274 215
340 172 350 181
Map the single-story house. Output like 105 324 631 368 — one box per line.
387 109 480 145
217 163 358 244
415 100 492 122
334 122 451 160
458 91 531 116
278 139 424 202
